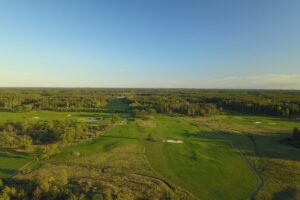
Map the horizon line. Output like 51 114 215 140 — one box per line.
0 86 299 91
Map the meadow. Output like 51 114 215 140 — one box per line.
18 114 260 200
0 109 299 199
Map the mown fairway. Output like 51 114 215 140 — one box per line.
0 111 113 125
0 148 34 177
189 113 300 200
144 115 259 199
49 114 259 200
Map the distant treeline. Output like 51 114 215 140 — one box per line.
196 91 300 118
128 96 220 116
0 88 300 118
0 89 112 112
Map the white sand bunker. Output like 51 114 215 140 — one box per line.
163 140 184 144
254 121 262 124
32 117 40 119
269 122 277 125
67 114 72 117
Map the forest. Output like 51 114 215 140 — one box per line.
1 88 300 117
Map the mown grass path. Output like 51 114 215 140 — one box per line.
0 148 34 177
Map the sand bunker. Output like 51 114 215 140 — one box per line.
32 117 40 119
254 121 262 124
269 122 277 125
67 114 72 117
163 140 184 144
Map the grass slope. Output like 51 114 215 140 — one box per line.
7 112 296 199
144 115 258 200
188 113 300 200
0 148 34 177
49 115 258 199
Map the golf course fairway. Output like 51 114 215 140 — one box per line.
50 114 259 200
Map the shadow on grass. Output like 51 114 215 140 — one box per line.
101 135 139 140
0 152 25 159
0 168 16 175
181 129 300 162
209 127 300 161
272 187 297 200
78 113 104 118
0 148 29 157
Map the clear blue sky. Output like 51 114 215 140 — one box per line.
0 0 300 88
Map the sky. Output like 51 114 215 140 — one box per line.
0 0 300 89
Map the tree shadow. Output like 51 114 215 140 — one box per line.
0 148 29 156
79 113 104 118
181 129 300 162
0 151 25 159
272 187 298 200
0 168 16 175
182 130 221 140
101 135 138 140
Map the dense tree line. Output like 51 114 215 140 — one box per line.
0 89 112 112
1 88 300 118
0 172 137 200
127 89 300 118
128 97 220 116
0 120 88 145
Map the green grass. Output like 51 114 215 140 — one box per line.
49 114 259 200
205 112 300 130
188 113 300 200
0 148 34 177
144 115 258 200
0 111 113 125
3 111 299 199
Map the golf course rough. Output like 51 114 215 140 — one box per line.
52 114 259 200
0 112 260 199
144 115 259 200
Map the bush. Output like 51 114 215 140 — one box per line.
37 144 60 160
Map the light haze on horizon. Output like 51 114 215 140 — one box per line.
0 0 300 89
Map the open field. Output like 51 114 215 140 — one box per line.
0 111 114 125
18 114 260 200
188 113 300 200
144 115 259 200
0 148 34 177
1 110 299 199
